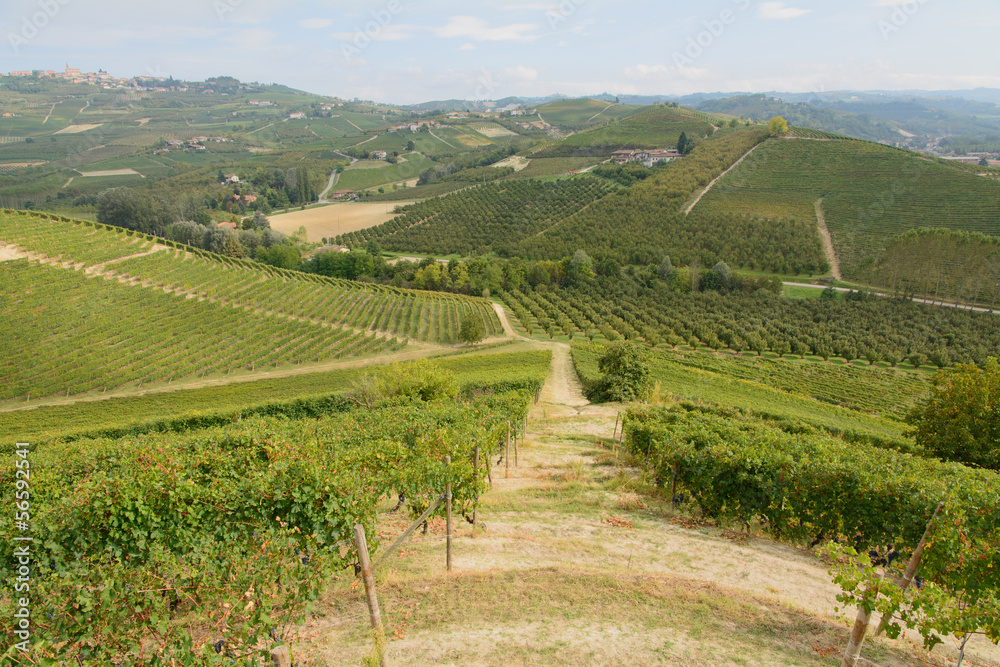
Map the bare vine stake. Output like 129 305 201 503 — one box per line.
875 501 945 636
613 412 620 439
445 456 453 572
269 646 291 667
671 463 679 511
353 525 389 667
841 573 885 667
505 423 511 478
472 447 480 528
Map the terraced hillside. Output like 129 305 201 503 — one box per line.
0 211 502 402
693 136 1000 277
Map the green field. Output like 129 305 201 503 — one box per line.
537 105 723 158
535 98 644 131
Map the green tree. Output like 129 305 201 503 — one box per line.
459 317 486 346
96 188 176 236
657 255 675 281
594 341 651 403
908 358 1000 469
768 116 788 136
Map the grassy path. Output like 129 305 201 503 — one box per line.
815 197 842 280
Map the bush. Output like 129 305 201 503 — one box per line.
594 340 651 403
908 358 1000 469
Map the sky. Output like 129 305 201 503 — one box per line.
2 0 999 104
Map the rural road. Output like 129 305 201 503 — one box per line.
784 282 998 315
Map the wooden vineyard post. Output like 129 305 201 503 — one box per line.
671 463 679 510
472 447 480 528
841 578 882 667
514 427 519 468
445 456 453 572
353 525 389 667
269 646 291 667
613 412 620 439
505 423 510 479
875 501 945 636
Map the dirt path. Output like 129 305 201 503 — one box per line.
814 198 842 280
301 340 998 666
428 129 458 149
586 102 616 123
682 142 764 216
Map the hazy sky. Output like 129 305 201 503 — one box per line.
2 0 998 103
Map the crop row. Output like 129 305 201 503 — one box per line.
0 390 533 663
0 260 399 401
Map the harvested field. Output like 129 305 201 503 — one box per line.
54 124 104 134
472 123 519 138
75 168 143 178
268 202 414 242
493 155 531 171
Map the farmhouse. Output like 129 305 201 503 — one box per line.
371 150 388 160
289 112 307 120
612 149 683 166
223 174 240 184
330 190 359 201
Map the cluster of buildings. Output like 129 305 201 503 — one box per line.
611 148 683 167
160 136 231 152
6 64 113 85
388 120 442 132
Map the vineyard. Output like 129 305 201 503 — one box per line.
0 211 505 401
0 347 553 444
0 387 534 664
622 405 1000 646
500 274 1000 370
573 342 912 448
535 105 722 157
335 178 617 257
0 259 400 402
510 128 829 270
693 137 1000 276
533 98 643 131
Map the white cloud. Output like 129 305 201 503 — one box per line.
758 2 811 20
330 24 417 42
623 63 711 83
504 65 539 81
299 18 332 29
434 16 540 42
459 43 477 51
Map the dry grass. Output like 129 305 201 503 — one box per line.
268 202 414 242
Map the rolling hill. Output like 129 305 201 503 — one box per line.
692 135 1000 277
